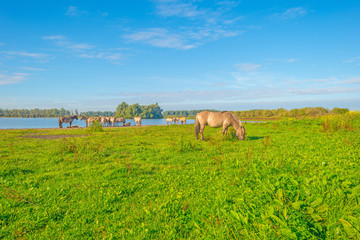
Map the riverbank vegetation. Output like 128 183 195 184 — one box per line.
0 105 351 120
1 112 359 239
233 107 350 119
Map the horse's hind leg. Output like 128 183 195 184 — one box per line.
200 125 206 141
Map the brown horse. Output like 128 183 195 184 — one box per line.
115 117 126 126
80 116 100 127
195 111 245 141
179 117 186 124
59 115 78 128
172 117 179 124
80 116 89 127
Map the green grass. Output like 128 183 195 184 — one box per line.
1 114 360 239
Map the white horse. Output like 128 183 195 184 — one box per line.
134 117 142 126
166 118 173 125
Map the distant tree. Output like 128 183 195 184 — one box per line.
330 107 349 115
115 102 163 119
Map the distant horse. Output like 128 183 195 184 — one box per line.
179 117 186 124
87 117 101 126
172 117 179 124
108 117 120 127
59 115 78 128
100 116 111 127
166 118 173 125
115 117 125 127
195 111 245 141
81 116 100 127
134 117 142 126
80 116 89 127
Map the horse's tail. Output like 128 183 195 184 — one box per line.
58 118 62 128
195 114 200 140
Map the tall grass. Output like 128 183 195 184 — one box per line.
321 111 359 132
0 117 359 239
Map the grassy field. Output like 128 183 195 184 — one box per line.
1 113 359 239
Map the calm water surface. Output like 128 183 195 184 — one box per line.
0 118 196 129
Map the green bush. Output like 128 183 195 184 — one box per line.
88 120 103 132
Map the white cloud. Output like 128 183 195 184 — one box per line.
153 0 205 18
66 6 88 16
21 67 46 71
345 56 360 63
43 35 124 63
68 43 95 50
287 58 298 63
124 28 196 50
127 0 243 49
0 73 30 85
42 35 66 40
79 52 122 61
272 7 308 20
281 7 308 19
124 26 242 50
341 77 360 84
235 63 262 72
3 51 48 58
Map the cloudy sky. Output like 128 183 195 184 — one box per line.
0 0 359 111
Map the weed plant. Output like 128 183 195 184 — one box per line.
88 121 104 132
0 115 359 239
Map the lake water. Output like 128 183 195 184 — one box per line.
0 118 196 129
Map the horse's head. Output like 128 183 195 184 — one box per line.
73 115 79 120
236 126 246 140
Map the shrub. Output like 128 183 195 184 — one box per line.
88 121 103 132
321 112 359 132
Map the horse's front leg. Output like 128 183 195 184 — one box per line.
222 123 230 135
222 127 228 135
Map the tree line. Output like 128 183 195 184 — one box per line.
115 102 163 119
0 108 74 118
0 106 350 119
233 107 349 119
163 109 219 118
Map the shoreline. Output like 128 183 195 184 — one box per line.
0 124 190 131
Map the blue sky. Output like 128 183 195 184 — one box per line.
0 0 359 112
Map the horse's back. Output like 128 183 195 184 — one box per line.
196 111 232 128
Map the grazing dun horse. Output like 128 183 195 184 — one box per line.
134 117 142 126
179 117 186 124
59 115 78 128
195 111 245 141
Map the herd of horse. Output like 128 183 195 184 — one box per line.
58 115 139 128
58 111 246 141
166 117 187 125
